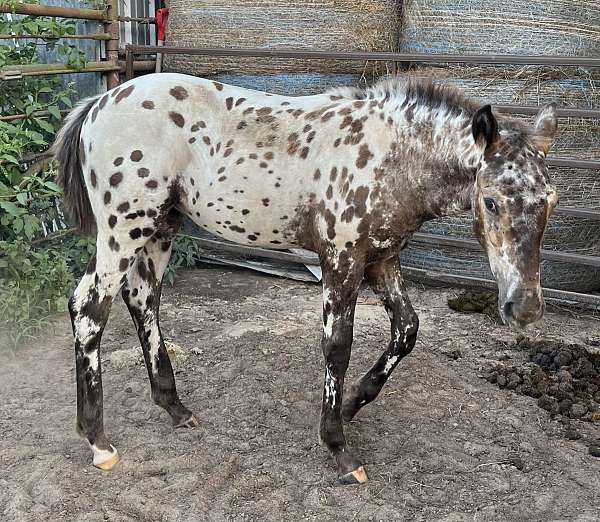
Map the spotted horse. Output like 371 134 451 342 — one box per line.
53 72 558 484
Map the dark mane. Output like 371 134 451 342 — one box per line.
328 75 535 145
328 76 480 118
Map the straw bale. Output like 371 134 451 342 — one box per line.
400 0 600 56
164 0 401 75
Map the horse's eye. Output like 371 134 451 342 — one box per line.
484 197 497 214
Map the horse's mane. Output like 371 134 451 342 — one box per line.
328 75 534 141
327 76 479 117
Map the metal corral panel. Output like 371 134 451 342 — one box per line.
399 0 600 292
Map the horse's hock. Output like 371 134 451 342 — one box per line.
164 0 600 292
399 0 600 292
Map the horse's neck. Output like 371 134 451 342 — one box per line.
392 105 481 216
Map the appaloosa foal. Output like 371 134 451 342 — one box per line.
54 73 558 484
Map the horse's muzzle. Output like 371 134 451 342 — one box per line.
500 287 545 328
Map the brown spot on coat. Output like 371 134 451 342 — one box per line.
225 97 234 110
117 202 130 213
169 86 188 100
169 112 185 128
115 85 135 103
114 157 123 166
354 186 369 217
356 144 374 169
130 150 143 162
142 100 155 109
146 179 158 189
191 121 206 132
109 172 123 187
90 169 97 188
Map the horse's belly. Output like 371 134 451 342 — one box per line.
185 181 301 248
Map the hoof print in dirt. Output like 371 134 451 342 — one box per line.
485 338 600 423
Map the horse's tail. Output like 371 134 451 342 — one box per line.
52 95 100 235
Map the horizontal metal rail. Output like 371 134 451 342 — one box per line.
494 105 600 120
0 3 105 21
117 16 155 24
401 266 600 307
183 234 600 307
547 157 600 169
125 45 600 68
413 233 600 268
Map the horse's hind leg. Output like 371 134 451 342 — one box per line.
342 255 419 422
121 230 197 428
70 244 136 470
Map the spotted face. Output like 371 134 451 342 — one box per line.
471 104 558 328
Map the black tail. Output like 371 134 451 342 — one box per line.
52 96 99 235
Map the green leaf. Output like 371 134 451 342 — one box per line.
47 105 61 120
16 192 28 205
0 201 21 216
43 181 60 192
1 154 20 165
35 118 55 133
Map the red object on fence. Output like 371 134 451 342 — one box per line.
156 8 169 42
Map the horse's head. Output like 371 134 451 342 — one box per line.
470 104 558 328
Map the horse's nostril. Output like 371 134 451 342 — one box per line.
503 301 515 319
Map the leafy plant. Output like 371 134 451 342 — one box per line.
164 234 203 286
0 5 91 347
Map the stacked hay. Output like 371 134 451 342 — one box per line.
164 0 401 94
399 0 600 292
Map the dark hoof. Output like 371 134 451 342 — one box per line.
342 398 362 422
174 414 199 428
338 466 368 485
342 404 358 423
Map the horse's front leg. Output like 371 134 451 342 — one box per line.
342 254 419 422
319 258 367 485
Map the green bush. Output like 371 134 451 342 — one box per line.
0 4 201 347
0 5 92 347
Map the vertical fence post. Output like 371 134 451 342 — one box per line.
104 0 120 88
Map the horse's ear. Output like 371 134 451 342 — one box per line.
472 105 499 150
533 102 558 156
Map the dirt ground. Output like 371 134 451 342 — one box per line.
1 266 599 522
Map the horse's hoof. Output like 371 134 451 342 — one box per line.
175 414 199 429
338 466 368 485
92 445 120 471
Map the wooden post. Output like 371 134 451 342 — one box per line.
0 3 105 20
104 0 120 88
0 61 121 80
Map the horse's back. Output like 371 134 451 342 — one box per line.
79 72 393 251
